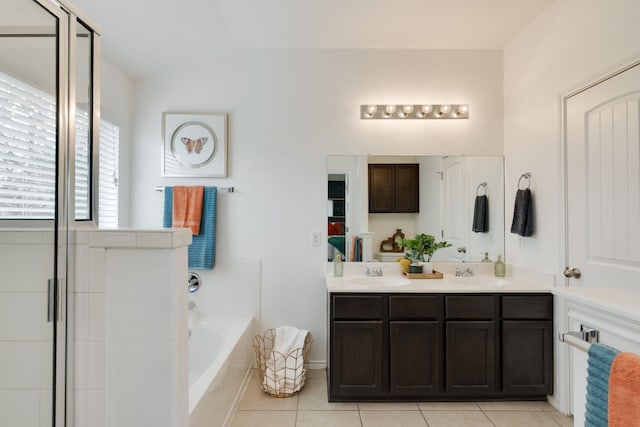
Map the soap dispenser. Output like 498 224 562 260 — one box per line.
333 253 344 277
494 255 505 277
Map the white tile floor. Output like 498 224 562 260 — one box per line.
230 369 574 427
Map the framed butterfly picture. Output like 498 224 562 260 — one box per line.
162 112 228 177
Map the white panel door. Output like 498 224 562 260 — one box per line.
441 156 469 261
566 63 640 290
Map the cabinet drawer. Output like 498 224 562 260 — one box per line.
445 296 494 319
502 295 552 319
389 295 440 319
332 295 384 319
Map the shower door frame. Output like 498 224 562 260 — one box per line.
0 0 102 425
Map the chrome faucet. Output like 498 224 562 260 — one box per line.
364 266 383 277
455 264 475 277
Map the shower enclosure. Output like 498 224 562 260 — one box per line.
0 0 100 425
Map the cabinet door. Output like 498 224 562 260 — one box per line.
368 164 395 213
390 321 442 395
446 321 496 395
502 320 553 395
395 164 419 212
330 321 385 398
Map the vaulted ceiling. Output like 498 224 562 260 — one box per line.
70 0 555 78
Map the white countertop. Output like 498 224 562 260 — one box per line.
327 273 553 293
552 286 640 323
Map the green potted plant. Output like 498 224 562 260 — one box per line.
396 233 451 273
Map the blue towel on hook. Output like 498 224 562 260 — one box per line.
163 186 217 269
585 343 620 427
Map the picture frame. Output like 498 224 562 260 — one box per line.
161 112 228 177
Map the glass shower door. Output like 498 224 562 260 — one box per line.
0 0 67 426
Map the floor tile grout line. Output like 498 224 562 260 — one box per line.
478 407 498 427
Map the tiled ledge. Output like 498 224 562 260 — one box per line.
78 228 192 249
0 227 193 248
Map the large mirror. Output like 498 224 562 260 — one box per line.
327 155 505 263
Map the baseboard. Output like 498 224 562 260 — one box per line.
307 360 327 370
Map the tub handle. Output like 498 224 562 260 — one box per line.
188 272 201 293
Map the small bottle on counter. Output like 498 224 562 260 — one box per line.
494 255 505 277
481 252 491 262
333 253 344 277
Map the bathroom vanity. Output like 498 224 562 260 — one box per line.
326 272 553 401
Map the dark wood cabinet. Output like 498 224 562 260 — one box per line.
388 294 442 395
368 164 419 213
501 295 553 395
390 321 442 395
445 321 496 395
331 321 385 397
444 295 497 395
330 295 385 398
328 292 553 401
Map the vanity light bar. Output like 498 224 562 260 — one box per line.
360 104 469 120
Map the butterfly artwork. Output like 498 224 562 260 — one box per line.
181 137 208 154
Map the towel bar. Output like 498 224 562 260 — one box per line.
155 186 234 193
560 327 600 352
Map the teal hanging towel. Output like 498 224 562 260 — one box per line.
163 186 217 269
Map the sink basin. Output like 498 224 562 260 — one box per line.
346 276 411 287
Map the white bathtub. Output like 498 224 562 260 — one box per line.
188 316 254 427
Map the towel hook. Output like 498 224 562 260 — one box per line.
475 182 487 196
517 172 531 190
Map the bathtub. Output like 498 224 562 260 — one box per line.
188 316 254 427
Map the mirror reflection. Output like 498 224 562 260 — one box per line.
327 155 505 263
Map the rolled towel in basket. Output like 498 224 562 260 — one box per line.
263 326 309 394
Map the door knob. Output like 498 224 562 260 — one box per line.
563 267 582 279
457 247 467 253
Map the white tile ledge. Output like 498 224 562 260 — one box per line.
79 228 192 249
553 286 640 324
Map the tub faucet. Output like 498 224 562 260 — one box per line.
455 264 474 277
364 266 383 277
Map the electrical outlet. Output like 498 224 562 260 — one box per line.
311 231 321 247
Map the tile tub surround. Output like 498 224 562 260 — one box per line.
74 228 192 427
230 369 573 427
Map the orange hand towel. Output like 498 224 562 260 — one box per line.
172 186 204 235
609 352 640 427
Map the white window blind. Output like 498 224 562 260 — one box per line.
98 120 119 228
0 72 57 218
0 70 119 225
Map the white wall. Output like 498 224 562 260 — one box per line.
503 0 640 278
129 49 503 363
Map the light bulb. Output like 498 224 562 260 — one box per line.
385 105 397 115
455 105 468 116
421 105 432 115
402 105 414 115
366 105 378 115
439 105 451 114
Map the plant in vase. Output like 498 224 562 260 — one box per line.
395 233 452 274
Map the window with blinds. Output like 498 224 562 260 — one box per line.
0 70 119 226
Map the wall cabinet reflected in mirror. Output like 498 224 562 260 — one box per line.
327 155 505 263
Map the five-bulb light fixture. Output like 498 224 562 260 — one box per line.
360 104 469 120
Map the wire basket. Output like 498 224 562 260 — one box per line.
253 328 313 397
